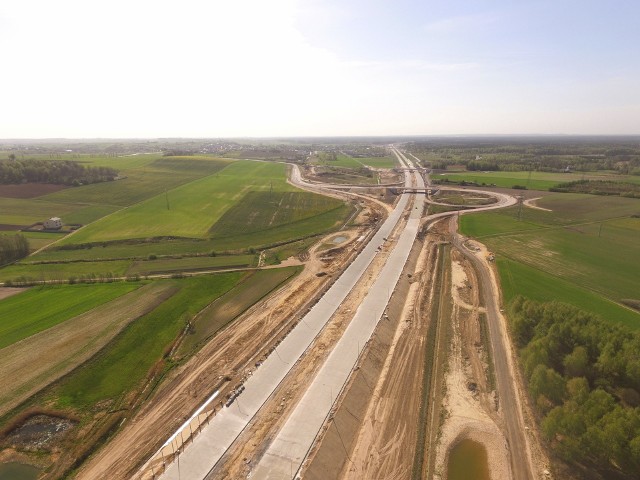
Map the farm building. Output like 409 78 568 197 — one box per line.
43 217 63 230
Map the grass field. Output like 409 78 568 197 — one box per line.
498 257 640 329
54 273 245 409
126 254 256 276
0 283 139 349
460 193 640 327
0 282 176 416
58 161 349 246
24 239 231 262
210 191 345 237
43 156 230 207
0 260 133 282
0 197 81 226
356 156 397 168
5 231 61 252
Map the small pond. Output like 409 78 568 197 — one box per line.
0 462 40 480
331 235 348 244
446 438 490 480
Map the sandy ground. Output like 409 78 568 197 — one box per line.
0 287 25 300
523 197 552 211
433 253 511 480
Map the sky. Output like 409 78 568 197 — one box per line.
1 0 639 138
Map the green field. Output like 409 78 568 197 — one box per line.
0 260 133 282
52 272 240 409
0 283 139 348
126 254 256 275
210 191 345 237
43 156 230 207
0 197 81 226
58 161 348 245
498 258 640 329
460 193 640 327
356 156 397 168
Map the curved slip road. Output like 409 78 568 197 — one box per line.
159 151 415 480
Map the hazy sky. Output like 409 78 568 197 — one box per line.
1 0 639 137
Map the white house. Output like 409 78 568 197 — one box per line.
43 217 63 230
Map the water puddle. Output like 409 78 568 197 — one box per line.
331 235 347 244
447 439 490 480
0 462 40 480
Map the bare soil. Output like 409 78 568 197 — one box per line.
433 250 510 480
0 287 25 301
0 183 69 199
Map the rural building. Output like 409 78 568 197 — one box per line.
44 217 63 230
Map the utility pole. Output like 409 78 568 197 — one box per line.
517 195 524 221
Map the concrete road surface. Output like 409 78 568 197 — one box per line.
250 148 424 479
160 151 415 480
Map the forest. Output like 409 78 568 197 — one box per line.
510 297 640 477
0 234 29 265
0 158 118 185
550 180 640 198
406 137 640 173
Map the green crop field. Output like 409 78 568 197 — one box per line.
497 258 640 329
0 197 82 226
0 283 139 349
0 260 133 282
460 193 640 327
43 156 230 207
126 254 256 276
357 156 397 168
210 191 345 237
54 273 244 409
58 161 349 246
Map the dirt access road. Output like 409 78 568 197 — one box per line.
450 214 540 480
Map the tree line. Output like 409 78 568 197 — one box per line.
0 234 29 265
510 297 640 477
0 158 118 186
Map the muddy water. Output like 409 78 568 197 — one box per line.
0 462 40 480
447 439 490 480
332 235 348 244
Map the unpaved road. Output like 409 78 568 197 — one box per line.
450 215 535 480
